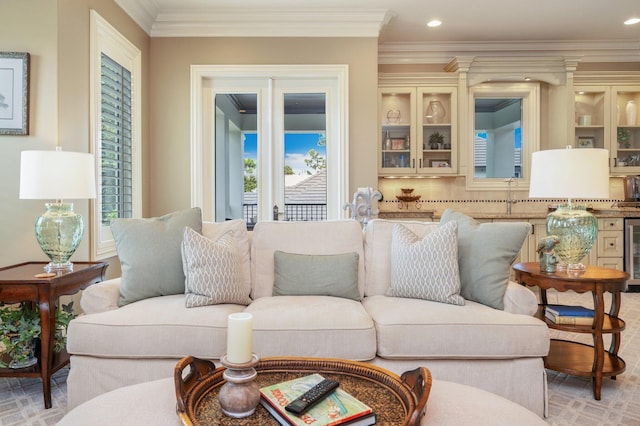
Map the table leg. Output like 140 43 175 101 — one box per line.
591 288 605 400
38 295 53 409
608 291 622 379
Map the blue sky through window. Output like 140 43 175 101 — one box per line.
243 132 326 175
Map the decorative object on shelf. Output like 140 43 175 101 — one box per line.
384 130 392 150
618 128 631 148
0 301 75 369
343 187 382 229
428 131 444 149
529 147 609 271
536 236 560 273
425 99 445 124
577 136 594 148
386 109 401 124
0 52 29 135
430 160 450 168
577 115 592 126
19 148 97 272
626 100 637 126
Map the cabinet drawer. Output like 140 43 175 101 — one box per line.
597 257 623 270
598 218 623 231
597 230 623 257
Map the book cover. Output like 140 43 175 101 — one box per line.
259 373 375 426
545 304 594 317
545 310 594 326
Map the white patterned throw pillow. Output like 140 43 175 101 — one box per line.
181 226 252 308
386 222 464 305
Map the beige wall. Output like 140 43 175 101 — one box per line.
0 0 148 277
148 37 379 216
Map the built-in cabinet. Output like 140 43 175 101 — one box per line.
574 85 640 173
379 87 457 175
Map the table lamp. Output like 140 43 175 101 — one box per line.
529 147 609 271
19 148 96 272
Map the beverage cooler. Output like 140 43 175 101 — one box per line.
624 218 640 292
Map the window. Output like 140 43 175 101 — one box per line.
90 10 141 259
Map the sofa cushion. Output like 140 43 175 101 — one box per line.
251 221 365 299
439 210 531 310
364 219 440 297
244 296 376 361
273 251 360 300
387 222 464 305
111 207 202 307
182 227 252 308
362 295 549 359
67 294 245 359
202 219 252 297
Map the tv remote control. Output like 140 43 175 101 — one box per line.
285 378 340 415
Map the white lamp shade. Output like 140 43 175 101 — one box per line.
529 148 609 199
20 150 97 200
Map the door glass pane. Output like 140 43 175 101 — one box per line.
214 93 258 227
283 93 327 221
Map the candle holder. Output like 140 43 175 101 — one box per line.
218 353 260 418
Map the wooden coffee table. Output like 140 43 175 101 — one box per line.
512 262 628 400
174 356 431 425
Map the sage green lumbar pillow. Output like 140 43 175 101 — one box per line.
273 251 360 301
112 207 202 307
439 209 530 310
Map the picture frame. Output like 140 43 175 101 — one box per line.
391 138 407 150
430 160 450 168
577 136 594 149
0 52 30 135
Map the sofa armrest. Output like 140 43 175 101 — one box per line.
503 281 538 316
80 277 122 315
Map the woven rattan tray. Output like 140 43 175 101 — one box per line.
174 356 431 426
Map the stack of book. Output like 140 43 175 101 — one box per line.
545 304 594 325
260 373 376 426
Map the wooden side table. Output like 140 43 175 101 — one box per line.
512 262 628 400
0 261 108 408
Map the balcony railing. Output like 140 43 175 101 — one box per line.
243 203 326 225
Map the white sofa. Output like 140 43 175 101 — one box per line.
66 217 549 417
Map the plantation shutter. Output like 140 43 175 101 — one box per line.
100 53 133 225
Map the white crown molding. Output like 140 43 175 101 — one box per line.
115 2 390 38
378 40 640 64
114 0 159 34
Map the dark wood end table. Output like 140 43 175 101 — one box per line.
0 261 108 408
512 262 628 400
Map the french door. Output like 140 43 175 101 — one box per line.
190 65 348 224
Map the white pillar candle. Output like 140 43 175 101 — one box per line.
226 312 253 363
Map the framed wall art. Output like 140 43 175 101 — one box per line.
0 52 30 135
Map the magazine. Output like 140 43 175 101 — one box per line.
259 373 376 426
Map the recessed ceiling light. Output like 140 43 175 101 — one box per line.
624 17 640 25
427 20 442 28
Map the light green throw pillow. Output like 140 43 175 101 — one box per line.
439 209 530 310
273 251 360 301
112 207 203 307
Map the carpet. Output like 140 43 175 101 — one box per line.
1 291 639 425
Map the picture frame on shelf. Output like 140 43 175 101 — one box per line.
577 136 594 148
0 52 29 135
430 160 450 168
391 138 407 150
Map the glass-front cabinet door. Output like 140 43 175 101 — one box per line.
378 87 456 175
611 86 640 173
574 86 609 150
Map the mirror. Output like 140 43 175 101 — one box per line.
467 83 540 190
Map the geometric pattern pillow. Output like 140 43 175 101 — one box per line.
181 226 252 308
386 221 464 305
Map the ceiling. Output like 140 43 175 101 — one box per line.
115 0 640 63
